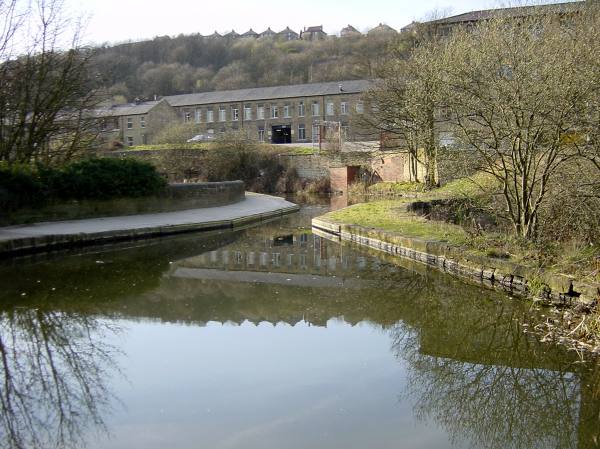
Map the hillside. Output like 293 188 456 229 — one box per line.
90 30 407 102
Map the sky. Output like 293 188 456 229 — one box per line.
62 0 562 46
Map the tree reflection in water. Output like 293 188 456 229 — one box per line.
390 319 592 449
0 308 121 449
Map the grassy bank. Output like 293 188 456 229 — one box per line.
322 176 600 356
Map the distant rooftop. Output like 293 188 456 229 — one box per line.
426 1 584 25
96 101 162 117
164 80 373 107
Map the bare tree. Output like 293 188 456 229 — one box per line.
357 39 447 188
0 0 102 166
441 12 594 239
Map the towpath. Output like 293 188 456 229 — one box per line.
0 193 298 256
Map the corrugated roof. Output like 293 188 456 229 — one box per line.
95 100 162 117
164 80 374 107
429 1 583 25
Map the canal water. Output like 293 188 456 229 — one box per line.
0 202 598 449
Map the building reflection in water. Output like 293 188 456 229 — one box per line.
0 211 598 449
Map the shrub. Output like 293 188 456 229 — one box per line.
0 158 166 211
204 131 287 193
0 164 48 210
54 158 166 200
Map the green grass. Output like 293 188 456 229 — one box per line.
284 146 315 155
127 143 208 151
326 200 469 244
433 172 498 198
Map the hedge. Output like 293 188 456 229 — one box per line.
0 158 166 211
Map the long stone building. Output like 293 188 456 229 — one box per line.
101 79 374 147
163 79 373 145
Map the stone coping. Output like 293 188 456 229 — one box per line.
312 217 600 309
0 193 298 257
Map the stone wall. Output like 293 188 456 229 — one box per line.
312 216 600 310
2 181 245 226
278 154 330 180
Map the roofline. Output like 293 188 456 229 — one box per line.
426 1 584 24
164 80 374 107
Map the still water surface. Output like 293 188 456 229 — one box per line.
0 203 598 449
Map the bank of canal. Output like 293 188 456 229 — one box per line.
0 201 598 449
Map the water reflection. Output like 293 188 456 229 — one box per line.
0 206 598 449
0 308 120 449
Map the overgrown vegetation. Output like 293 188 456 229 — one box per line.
152 131 329 194
92 30 401 102
364 4 600 247
0 159 166 211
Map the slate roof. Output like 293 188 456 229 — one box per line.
260 27 276 37
278 26 299 37
304 25 325 33
368 23 397 34
164 80 374 107
241 28 259 37
427 1 583 25
341 25 361 35
95 101 162 117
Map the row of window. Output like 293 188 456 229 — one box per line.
183 101 364 124
125 116 145 130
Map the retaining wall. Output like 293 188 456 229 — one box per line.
312 217 600 309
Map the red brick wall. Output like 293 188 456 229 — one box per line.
330 167 349 192
371 154 406 182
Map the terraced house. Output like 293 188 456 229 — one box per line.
164 79 374 145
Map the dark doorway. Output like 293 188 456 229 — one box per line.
271 125 292 144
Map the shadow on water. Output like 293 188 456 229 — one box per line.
0 201 598 449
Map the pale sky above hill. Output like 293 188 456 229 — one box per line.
65 0 577 46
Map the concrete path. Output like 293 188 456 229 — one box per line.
0 193 298 256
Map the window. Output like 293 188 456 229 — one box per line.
232 107 239 121
127 117 133 129
219 127 225 134
195 109 201 123
326 102 334 116
298 124 306 140
341 124 349 139
298 101 305 117
140 116 146 128
126 136 134 146
271 105 278 119
355 102 364 114
113 118 119 129
219 106 226 122
207 128 214 134
341 102 348 115
311 101 320 116
257 104 265 120
184 112 191 123
283 104 290 118
206 109 214 123
244 105 252 120
258 127 265 142
100 120 107 132
312 124 320 142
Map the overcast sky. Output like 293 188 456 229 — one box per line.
63 0 571 46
